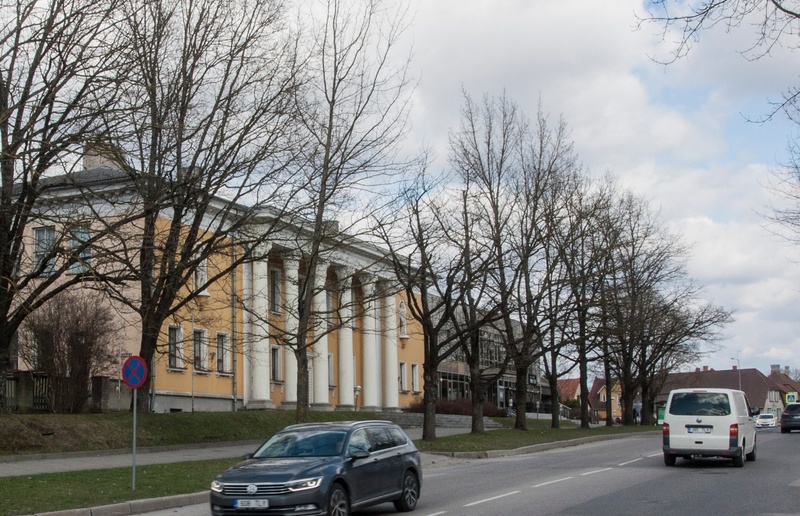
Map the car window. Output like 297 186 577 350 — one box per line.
366 427 395 452
387 426 408 447
669 392 732 416
348 429 370 455
253 430 346 458
786 404 800 414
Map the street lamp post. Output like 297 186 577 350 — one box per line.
731 352 741 391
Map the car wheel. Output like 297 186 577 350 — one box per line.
327 484 349 516
393 470 419 512
782 427 789 434
663 453 676 466
732 444 744 467
746 438 757 462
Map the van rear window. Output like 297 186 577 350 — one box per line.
669 392 732 416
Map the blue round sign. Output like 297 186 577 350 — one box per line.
122 355 148 390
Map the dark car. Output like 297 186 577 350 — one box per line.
781 403 800 433
210 420 422 516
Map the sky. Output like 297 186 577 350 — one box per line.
396 0 800 377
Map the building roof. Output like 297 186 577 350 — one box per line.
557 378 580 402
657 366 782 407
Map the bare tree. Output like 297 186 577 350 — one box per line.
0 0 128 412
373 166 469 441
255 0 414 423
90 0 302 412
17 290 118 413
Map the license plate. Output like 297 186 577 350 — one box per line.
687 427 710 434
234 499 269 509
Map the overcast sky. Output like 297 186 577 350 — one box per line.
397 0 800 376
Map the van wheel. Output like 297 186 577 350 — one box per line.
664 453 676 466
746 438 756 461
732 445 744 467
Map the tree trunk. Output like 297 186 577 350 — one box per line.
469 369 485 434
295 350 309 424
422 367 437 441
578 346 591 428
513 363 529 430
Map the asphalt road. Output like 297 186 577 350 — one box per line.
139 427 800 516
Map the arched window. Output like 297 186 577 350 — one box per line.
398 300 408 337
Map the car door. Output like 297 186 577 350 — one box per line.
364 426 403 499
344 428 383 506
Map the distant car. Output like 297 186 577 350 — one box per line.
756 413 776 428
781 403 800 433
210 420 422 516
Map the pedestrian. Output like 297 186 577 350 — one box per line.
633 407 639 425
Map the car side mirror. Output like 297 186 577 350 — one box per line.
242 453 254 459
349 449 370 461
750 407 760 417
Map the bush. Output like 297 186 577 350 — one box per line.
404 398 507 417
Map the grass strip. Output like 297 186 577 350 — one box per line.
0 458 238 516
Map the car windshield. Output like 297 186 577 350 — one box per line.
252 430 347 458
758 414 774 419
669 392 732 416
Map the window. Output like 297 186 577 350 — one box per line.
194 255 208 294
193 329 207 371
270 345 282 381
68 225 90 274
328 353 335 387
398 301 408 336
34 226 56 274
411 363 419 392
399 361 408 391
168 325 184 369
269 269 281 312
216 333 230 373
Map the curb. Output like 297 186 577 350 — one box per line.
34 492 209 516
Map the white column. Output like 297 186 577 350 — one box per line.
282 255 300 407
361 279 381 411
383 287 399 411
336 270 355 410
249 256 273 408
312 260 332 410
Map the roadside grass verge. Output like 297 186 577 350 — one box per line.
0 458 238 516
415 420 658 454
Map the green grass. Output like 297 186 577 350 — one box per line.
0 458 238 516
0 411 658 516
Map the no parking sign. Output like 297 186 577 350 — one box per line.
121 355 148 491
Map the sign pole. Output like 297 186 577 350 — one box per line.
132 388 137 491
122 355 148 492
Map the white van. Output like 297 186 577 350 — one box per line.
662 388 758 467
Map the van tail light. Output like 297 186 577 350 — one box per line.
729 423 739 449
662 422 670 446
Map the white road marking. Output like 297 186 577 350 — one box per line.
533 476 573 488
647 452 662 457
618 457 643 466
581 467 613 476
425 512 448 516
463 491 521 507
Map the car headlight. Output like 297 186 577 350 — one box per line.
286 477 323 492
211 480 224 493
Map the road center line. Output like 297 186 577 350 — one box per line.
647 452 662 457
581 467 613 476
463 491 521 507
425 512 448 516
618 457 643 466
533 476 573 488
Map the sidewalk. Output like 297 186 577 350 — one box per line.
0 426 471 478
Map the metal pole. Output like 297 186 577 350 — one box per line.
132 388 137 491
